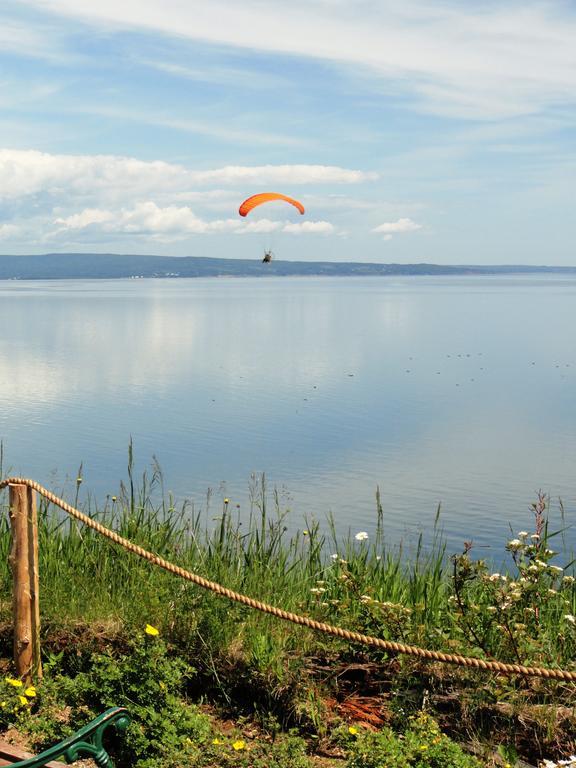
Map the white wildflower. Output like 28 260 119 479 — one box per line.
507 539 522 550
488 573 500 582
330 553 339 560
355 531 369 541
563 575 575 584
564 614 576 624
550 565 564 573
518 531 529 538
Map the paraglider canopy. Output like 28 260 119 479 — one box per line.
239 192 305 217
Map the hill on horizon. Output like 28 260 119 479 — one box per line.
0 252 575 280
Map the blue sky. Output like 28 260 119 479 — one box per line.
1 0 575 264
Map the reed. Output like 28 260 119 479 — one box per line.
0 455 574 680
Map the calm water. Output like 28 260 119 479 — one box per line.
1 275 575 556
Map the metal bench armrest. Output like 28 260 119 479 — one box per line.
7 707 130 768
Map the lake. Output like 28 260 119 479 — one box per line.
1 275 575 557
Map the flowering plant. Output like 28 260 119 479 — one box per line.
451 493 576 665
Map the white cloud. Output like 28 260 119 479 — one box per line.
16 0 576 119
193 165 376 185
55 202 238 238
0 149 186 201
53 203 336 240
240 219 283 234
372 218 422 236
0 223 20 239
56 208 116 229
0 149 374 203
283 221 334 234
0 149 356 247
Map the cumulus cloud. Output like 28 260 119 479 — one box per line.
0 149 357 245
0 149 375 203
0 223 20 239
372 218 422 236
55 202 238 238
0 149 187 201
53 203 335 241
283 221 334 234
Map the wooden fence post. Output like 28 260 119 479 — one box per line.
8 483 42 682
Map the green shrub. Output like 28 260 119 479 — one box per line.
346 712 481 768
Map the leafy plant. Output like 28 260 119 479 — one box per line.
345 712 481 768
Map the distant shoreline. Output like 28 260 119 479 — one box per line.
1 252 576 280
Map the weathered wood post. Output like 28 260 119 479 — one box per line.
8 483 42 682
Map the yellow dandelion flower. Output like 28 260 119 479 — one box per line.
0 702 6 708
419 745 428 751
18 695 28 706
348 726 359 735
159 681 166 690
302 530 309 536
224 498 230 504
232 740 246 751
212 738 222 745
145 624 159 636
5 678 23 688
24 686 36 698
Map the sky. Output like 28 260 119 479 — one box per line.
0 0 575 264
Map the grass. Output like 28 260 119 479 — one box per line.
1 450 576 764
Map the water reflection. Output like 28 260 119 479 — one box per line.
0 276 575 556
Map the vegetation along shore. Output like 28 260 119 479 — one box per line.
1 460 575 768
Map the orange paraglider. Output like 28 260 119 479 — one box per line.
238 192 305 217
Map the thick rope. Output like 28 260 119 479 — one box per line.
2 477 576 682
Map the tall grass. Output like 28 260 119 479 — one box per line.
0 454 574 686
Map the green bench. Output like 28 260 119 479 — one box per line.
0 707 130 768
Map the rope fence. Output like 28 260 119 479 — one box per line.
2 476 576 683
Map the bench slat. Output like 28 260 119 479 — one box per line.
0 742 66 767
